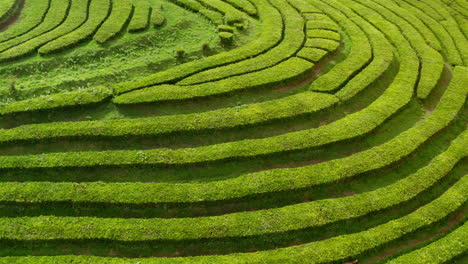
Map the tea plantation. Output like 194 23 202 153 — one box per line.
0 0 466 263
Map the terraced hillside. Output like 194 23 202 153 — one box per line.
0 0 466 263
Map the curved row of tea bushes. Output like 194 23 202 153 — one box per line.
403 0 443 20
446 0 468 16
0 0 70 54
356 0 444 99
386 221 468 264
398 0 463 66
114 0 284 93
0 86 112 115
0 45 430 169
0 1 429 169
150 3 165 27
387 0 442 52
1 174 465 263
442 25 467 67
127 0 151 32
0 0 89 61
0 130 465 241
222 0 257 16
318 0 394 101
308 0 372 93
447 2 468 37
307 29 340 41
296 47 328 62
424 0 468 65
0 0 19 24
1 66 465 202
0 0 50 44
94 0 133 43
288 0 321 13
197 0 246 24
0 92 338 142
100 0 426 167
178 0 305 85
332 0 421 105
306 19 340 32
38 0 111 55
440 19 467 65
113 57 313 103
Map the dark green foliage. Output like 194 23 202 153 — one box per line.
176 48 186 60
201 42 211 53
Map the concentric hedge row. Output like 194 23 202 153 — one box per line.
1 66 465 203
0 175 465 263
0 0 466 262
0 91 337 141
113 57 314 103
0 0 169 61
114 0 285 93
0 0 70 55
386 221 468 264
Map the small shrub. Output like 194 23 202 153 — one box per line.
219 32 234 45
202 42 211 54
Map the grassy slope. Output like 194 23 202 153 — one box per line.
0 0 258 100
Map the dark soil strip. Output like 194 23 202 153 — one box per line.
0 0 24 32
364 211 466 264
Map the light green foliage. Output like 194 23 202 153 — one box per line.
114 0 284 93
150 3 165 27
0 0 70 54
94 0 133 43
0 174 466 263
39 0 111 54
0 132 465 240
113 57 313 103
178 0 306 85
0 0 90 61
297 47 328 62
0 0 465 262
128 0 151 32
0 0 18 24
223 0 257 16
0 0 46 42
386 222 468 263
0 92 338 142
